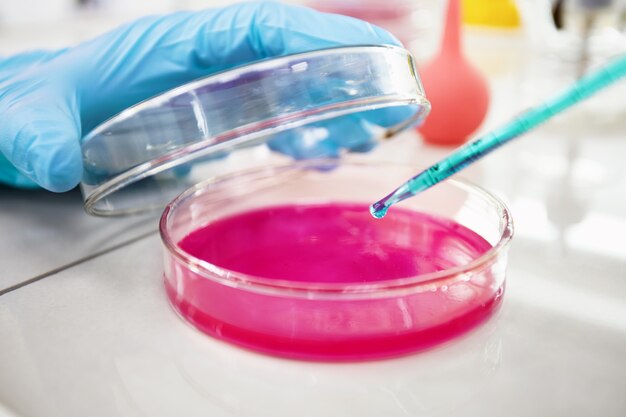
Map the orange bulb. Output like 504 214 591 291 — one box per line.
418 0 490 146
418 55 490 145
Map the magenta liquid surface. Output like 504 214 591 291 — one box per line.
167 203 503 360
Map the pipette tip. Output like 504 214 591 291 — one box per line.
370 183 415 219
369 201 388 218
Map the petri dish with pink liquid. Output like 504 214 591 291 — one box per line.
161 161 512 360
78 45 512 360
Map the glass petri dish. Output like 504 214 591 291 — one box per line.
79 45 430 216
160 160 513 361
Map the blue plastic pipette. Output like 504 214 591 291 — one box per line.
370 53 626 218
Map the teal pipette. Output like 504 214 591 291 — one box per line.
370 53 626 218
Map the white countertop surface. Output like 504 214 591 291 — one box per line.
1 12 626 417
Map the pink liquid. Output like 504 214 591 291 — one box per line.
166 203 504 360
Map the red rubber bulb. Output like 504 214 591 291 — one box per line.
418 0 490 146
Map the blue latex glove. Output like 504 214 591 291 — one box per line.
267 107 416 160
0 1 400 192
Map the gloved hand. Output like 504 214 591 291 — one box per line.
0 1 400 192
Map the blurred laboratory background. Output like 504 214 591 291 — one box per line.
2 2 626 417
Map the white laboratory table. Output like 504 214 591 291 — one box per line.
1 15 626 417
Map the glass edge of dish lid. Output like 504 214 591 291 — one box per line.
79 44 431 217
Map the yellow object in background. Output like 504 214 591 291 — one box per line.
463 0 521 28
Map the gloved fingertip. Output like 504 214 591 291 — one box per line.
267 136 293 155
349 138 378 153
32 143 82 192
268 130 341 160
293 138 340 160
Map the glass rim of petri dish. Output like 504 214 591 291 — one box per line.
80 45 430 217
160 159 514 300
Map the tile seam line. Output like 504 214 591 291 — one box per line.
0 229 158 297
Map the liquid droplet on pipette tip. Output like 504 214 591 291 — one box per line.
369 201 388 219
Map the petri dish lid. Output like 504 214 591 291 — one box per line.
80 45 430 217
